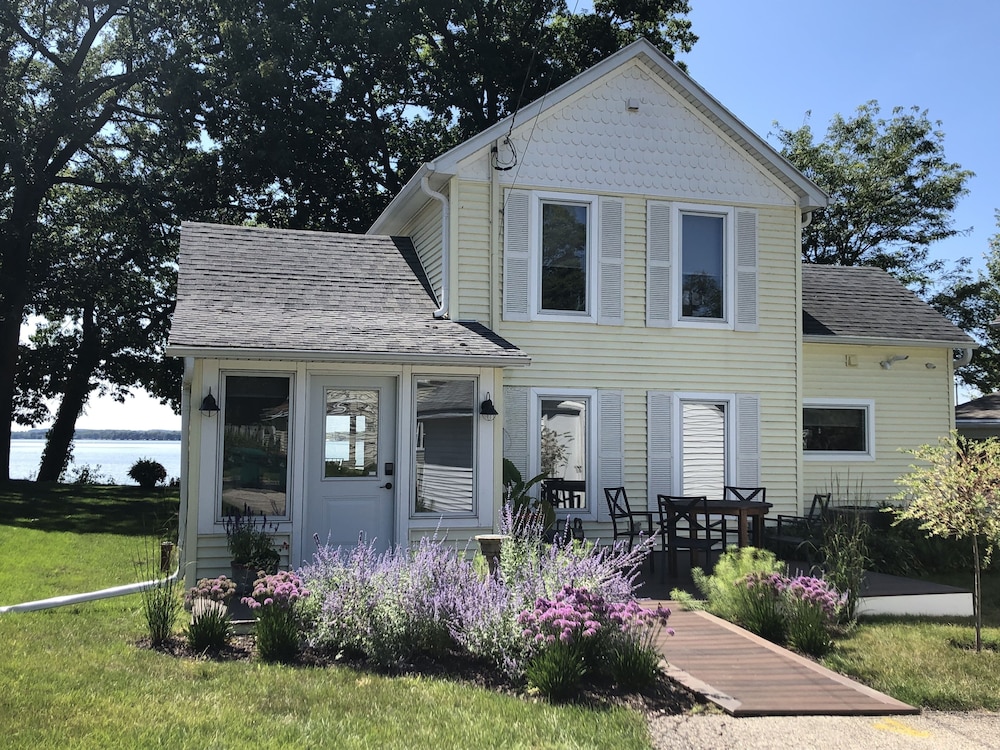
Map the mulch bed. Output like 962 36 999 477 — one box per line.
139 635 702 716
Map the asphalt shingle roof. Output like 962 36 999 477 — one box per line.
801 264 974 345
168 222 528 365
956 392 1000 421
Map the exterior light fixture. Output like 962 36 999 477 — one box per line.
480 393 499 421
199 388 221 416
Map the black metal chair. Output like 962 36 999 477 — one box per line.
765 492 832 561
657 495 728 578
723 485 767 546
604 487 655 570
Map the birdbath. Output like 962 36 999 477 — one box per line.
474 534 510 576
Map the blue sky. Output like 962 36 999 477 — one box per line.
20 2 997 431
680 0 998 276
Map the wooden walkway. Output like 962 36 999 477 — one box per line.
648 604 919 717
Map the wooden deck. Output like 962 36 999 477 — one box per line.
648 604 919 717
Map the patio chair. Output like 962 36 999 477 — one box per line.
723 485 767 546
657 495 728 578
541 478 586 510
764 492 832 562
604 487 655 570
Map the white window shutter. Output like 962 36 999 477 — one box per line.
503 190 531 322
646 201 672 327
735 209 758 331
647 391 674 501
598 197 624 326
735 393 760 486
502 386 530 486
596 390 624 520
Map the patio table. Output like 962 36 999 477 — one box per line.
702 498 772 548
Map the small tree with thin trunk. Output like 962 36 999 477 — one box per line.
893 432 1000 652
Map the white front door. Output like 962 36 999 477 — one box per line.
306 376 396 551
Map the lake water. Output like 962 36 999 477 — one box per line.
9 439 182 485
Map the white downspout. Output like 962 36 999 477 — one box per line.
421 162 450 319
0 358 194 614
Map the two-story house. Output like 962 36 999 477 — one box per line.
167 40 973 581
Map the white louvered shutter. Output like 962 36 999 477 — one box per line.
502 386 530 484
735 393 760 487
503 190 531 322
596 390 624 520
598 197 624 326
646 201 673 327
734 209 758 331
647 391 674 500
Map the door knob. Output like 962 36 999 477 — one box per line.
380 482 393 490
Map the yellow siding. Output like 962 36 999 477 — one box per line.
803 343 955 504
402 197 443 302
489 196 803 516
452 179 493 322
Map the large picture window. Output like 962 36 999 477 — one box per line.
414 378 476 515
221 375 290 517
803 401 875 459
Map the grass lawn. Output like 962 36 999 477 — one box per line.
822 569 1000 710
0 482 653 749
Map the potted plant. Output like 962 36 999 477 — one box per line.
503 458 555 531
223 507 281 595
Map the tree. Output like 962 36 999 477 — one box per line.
0 0 212 481
200 0 697 231
776 102 973 292
929 213 1000 394
893 432 1000 652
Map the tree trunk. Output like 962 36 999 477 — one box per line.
36 304 102 482
0 186 44 482
973 534 982 653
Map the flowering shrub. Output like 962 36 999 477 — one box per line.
243 571 310 662
184 575 237 608
779 575 845 656
733 571 845 656
517 585 672 699
298 504 668 697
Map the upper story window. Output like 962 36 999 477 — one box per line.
540 200 590 314
803 399 875 461
681 212 726 320
503 189 623 325
647 201 757 331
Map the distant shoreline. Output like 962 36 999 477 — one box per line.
11 429 181 441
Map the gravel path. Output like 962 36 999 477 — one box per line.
649 711 1000 749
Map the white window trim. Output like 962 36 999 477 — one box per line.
673 202 735 330
409 374 480 520
673 392 737 492
531 191 599 323
803 398 876 462
529 387 599 520
215 370 295 524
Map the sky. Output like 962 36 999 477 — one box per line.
14 1 998 432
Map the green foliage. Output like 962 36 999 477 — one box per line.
136 557 182 647
691 547 783 623
894 432 1000 652
185 601 234 652
777 101 972 290
127 458 167 490
502 458 555 530
820 512 871 623
223 508 280 572
607 638 662 692
525 643 587 701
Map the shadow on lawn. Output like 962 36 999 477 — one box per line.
0 480 179 537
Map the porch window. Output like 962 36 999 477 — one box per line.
414 378 476 514
221 374 290 518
